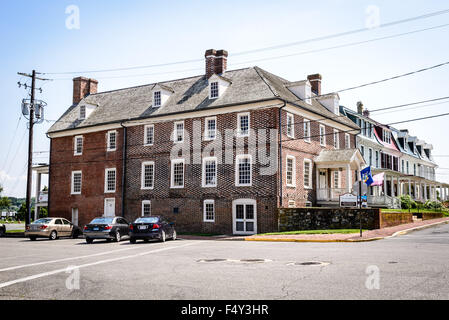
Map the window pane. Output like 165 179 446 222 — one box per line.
144 164 154 188
205 160 216 186
239 115 249 135
236 205 244 219
154 91 161 106
205 202 214 221
210 82 219 98
286 158 293 185
173 162 184 186
246 205 254 220
146 126 154 145
236 221 244 231
207 119 216 139
107 170 116 191
238 157 251 185
246 222 254 232
109 132 116 150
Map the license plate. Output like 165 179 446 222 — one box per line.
93 227 99 231
138 225 147 230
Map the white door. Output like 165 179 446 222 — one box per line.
104 198 115 217
318 170 328 200
232 199 257 235
71 208 79 226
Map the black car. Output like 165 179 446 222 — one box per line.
0 223 5 237
129 216 176 243
84 216 130 244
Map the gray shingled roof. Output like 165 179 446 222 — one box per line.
48 66 359 134
314 148 365 165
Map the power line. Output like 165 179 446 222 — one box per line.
42 8 449 76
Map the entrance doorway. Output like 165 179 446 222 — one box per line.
104 198 115 217
232 199 257 235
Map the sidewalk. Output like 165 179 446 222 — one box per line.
244 217 449 243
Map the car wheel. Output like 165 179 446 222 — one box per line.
172 230 177 241
30 236 37 241
86 238 93 244
72 230 79 239
0 229 5 237
115 231 121 242
129 237 136 244
144 238 150 243
49 230 58 240
160 230 166 243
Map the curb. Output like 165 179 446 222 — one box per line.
245 219 449 243
386 219 449 239
244 236 384 243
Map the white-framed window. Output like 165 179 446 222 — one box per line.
304 159 312 189
319 124 326 146
71 171 82 195
333 129 339 149
141 161 155 190
383 130 391 144
286 155 296 187
174 121 184 143
104 168 116 193
203 199 215 222
360 145 365 158
333 171 340 188
79 105 86 120
237 112 250 137
406 161 409 174
288 200 296 208
209 82 219 99
345 133 350 149
144 124 154 146
74 135 83 156
368 148 373 167
202 157 217 187
375 151 379 168
235 154 252 186
107 130 117 151
204 117 217 141
286 113 294 138
153 91 161 107
303 119 311 142
171 159 185 188
142 200 151 217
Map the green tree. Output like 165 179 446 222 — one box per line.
0 185 11 209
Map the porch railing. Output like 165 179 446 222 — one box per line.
317 188 348 202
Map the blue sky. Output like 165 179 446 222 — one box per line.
1 0 449 197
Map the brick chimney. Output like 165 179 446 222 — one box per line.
73 77 98 105
205 49 228 79
357 101 364 114
307 74 322 95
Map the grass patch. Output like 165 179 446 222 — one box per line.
6 230 24 233
382 208 445 214
259 229 366 236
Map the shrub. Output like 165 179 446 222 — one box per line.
424 200 442 210
400 195 415 209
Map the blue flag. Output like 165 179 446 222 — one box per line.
360 166 374 186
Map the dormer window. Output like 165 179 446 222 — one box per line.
153 91 161 107
210 82 219 99
383 130 391 144
79 105 86 120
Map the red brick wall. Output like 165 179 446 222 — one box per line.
280 109 357 207
49 128 123 228
124 108 279 234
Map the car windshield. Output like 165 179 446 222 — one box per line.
90 218 114 224
33 218 52 224
135 217 159 224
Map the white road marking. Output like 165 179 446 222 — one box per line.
0 241 188 272
0 241 199 289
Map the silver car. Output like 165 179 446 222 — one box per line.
25 218 82 241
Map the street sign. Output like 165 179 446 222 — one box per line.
340 193 358 208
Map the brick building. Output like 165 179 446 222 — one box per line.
47 49 362 235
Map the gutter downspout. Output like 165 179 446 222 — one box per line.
278 100 287 208
120 122 127 218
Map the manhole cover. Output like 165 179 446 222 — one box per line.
288 261 330 266
197 259 227 263
239 259 270 263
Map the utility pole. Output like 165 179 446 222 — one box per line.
17 71 50 227
25 70 36 227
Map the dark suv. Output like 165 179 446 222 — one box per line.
84 217 130 244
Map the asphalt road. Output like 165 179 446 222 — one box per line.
0 223 448 300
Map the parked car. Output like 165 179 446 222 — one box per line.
25 218 82 241
129 216 177 243
0 223 5 237
84 216 130 244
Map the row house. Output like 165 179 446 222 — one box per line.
46 49 363 235
341 103 449 208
